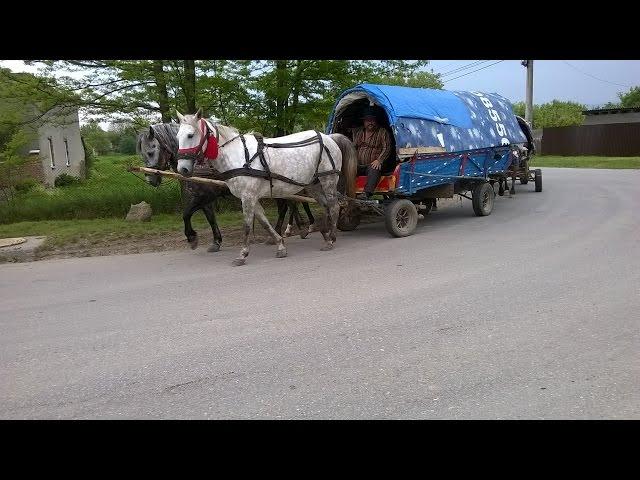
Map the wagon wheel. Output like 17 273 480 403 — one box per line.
337 203 361 231
534 169 542 192
385 199 418 237
472 182 495 216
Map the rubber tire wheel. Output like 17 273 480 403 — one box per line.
535 169 542 192
472 182 495 217
519 175 529 185
337 205 361 231
385 199 418 237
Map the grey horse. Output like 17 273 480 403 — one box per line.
175 109 357 266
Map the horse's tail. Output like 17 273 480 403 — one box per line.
329 133 357 198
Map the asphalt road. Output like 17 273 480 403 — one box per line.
1 168 639 419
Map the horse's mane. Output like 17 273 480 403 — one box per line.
150 122 179 154
210 122 239 142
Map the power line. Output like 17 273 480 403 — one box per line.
430 60 463 74
562 61 632 89
439 60 490 78
433 60 482 76
444 60 504 82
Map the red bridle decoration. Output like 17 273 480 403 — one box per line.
177 119 219 164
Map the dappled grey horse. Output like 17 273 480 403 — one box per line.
175 109 357 266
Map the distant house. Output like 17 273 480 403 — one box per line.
582 107 640 125
0 68 86 187
16 105 86 187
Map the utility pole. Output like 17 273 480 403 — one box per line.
522 60 534 126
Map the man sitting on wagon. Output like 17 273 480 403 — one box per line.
352 106 392 200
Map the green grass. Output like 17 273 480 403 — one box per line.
531 156 640 169
1 155 178 223
0 155 245 224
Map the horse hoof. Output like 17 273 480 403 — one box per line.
232 258 246 266
207 244 221 253
320 244 334 251
276 250 287 258
188 237 198 250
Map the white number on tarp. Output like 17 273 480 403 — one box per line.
472 92 509 145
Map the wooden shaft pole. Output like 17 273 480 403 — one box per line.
129 166 318 204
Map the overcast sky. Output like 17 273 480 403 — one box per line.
2 59 639 111
428 60 639 107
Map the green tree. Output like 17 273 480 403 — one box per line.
512 100 585 128
107 121 139 155
618 86 640 108
240 60 441 136
18 60 442 137
80 120 112 156
0 129 29 201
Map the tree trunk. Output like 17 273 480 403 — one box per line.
287 60 305 134
152 60 171 122
183 60 197 114
275 60 288 137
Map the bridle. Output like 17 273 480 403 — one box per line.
177 118 221 165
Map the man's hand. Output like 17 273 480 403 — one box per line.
371 159 381 170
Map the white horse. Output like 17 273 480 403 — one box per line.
175 109 357 266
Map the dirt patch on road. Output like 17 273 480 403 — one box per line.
29 225 278 262
4 198 463 263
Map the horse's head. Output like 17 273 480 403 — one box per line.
137 125 168 187
176 108 208 176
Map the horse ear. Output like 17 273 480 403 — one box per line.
148 126 155 139
176 111 185 123
195 107 202 119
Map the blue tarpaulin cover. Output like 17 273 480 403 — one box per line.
328 83 527 152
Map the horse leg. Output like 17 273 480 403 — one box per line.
233 198 257 266
302 201 315 236
254 202 287 258
305 183 335 251
183 194 202 249
268 199 288 245
285 201 301 238
202 200 222 252
291 202 308 238
324 190 340 244
318 176 341 246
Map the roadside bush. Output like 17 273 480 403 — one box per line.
14 178 39 194
54 173 81 188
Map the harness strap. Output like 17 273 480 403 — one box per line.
239 134 250 167
186 129 341 188
216 167 311 187
255 134 274 197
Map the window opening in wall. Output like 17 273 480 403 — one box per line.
64 138 70 167
48 137 55 169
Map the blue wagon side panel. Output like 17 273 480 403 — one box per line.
395 148 514 195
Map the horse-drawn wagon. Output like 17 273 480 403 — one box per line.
328 83 541 237
133 82 542 265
